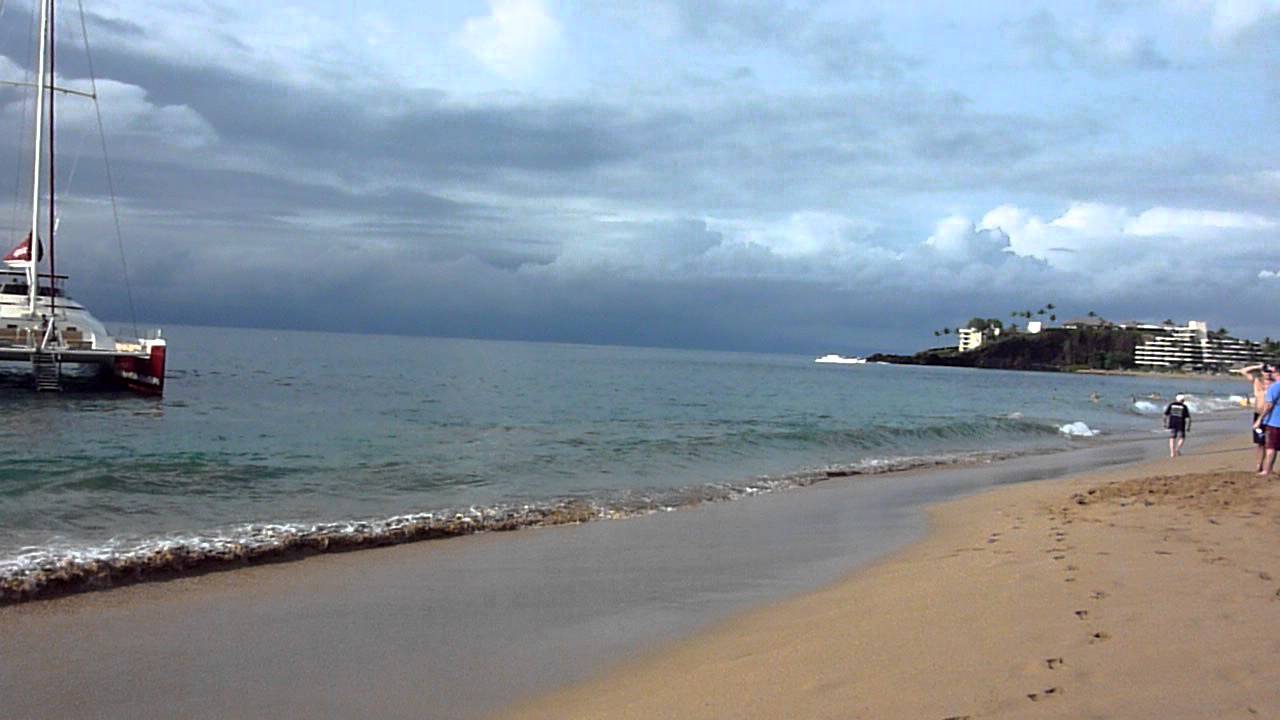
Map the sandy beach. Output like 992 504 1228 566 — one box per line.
495 438 1280 720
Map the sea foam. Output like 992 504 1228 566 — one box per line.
1059 421 1099 437
0 446 1032 605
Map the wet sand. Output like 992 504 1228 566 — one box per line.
0 425 1255 719
496 438 1280 720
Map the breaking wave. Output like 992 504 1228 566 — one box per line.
1059 421 1099 437
0 445 1036 604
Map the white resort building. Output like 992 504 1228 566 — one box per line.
1132 320 1264 370
957 327 984 352
957 325 1002 352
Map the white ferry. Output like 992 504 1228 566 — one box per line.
814 354 867 365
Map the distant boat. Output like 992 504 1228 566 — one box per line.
1 0 166 394
815 354 867 365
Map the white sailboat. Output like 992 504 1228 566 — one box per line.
1 0 166 394
814 354 867 365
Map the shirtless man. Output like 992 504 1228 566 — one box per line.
1237 363 1276 471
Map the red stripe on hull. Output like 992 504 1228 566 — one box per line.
113 344 166 396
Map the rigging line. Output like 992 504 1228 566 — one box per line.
61 116 93 198
77 0 137 337
59 28 95 205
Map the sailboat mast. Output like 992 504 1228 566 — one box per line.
48 0 56 314
27 0 51 316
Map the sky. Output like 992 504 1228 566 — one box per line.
1 0 1278 354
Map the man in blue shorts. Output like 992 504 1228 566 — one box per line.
1253 377 1280 476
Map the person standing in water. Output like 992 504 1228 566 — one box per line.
1164 394 1191 458
1237 363 1275 471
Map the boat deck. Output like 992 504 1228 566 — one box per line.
0 344 153 363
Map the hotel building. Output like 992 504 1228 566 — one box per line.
1132 320 1264 370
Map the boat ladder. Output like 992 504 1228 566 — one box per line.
32 351 61 392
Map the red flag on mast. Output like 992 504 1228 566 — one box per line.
4 232 43 267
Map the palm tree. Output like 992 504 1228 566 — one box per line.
943 327 951 335
1087 310 1097 318
1046 303 1055 311
1037 308 1047 316
934 330 941 337
1049 314 1056 322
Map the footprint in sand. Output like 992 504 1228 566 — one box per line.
1045 657 1064 670
1074 610 1088 619
1089 631 1111 643
1090 590 1109 600
1027 687 1061 702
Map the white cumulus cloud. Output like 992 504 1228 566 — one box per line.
924 216 1010 263
1173 0 1280 43
458 0 562 80
979 201 1278 274
1125 206 1277 236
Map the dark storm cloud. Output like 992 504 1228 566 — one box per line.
14 31 1099 222
65 38 637 180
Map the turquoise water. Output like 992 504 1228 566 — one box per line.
0 325 1246 598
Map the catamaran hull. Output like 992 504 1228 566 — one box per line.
112 343 166 396
0 340 167 395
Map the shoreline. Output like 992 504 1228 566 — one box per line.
0 426 1255 718
0 445 1061 605
1071 367 1242 382
492 437 1280 719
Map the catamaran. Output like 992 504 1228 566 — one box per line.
2 0 166 394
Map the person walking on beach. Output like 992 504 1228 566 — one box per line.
1164 394 1191 458
1254 376 1280 476
1237 363 1275 471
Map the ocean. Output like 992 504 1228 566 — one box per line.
0 324 1248 601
